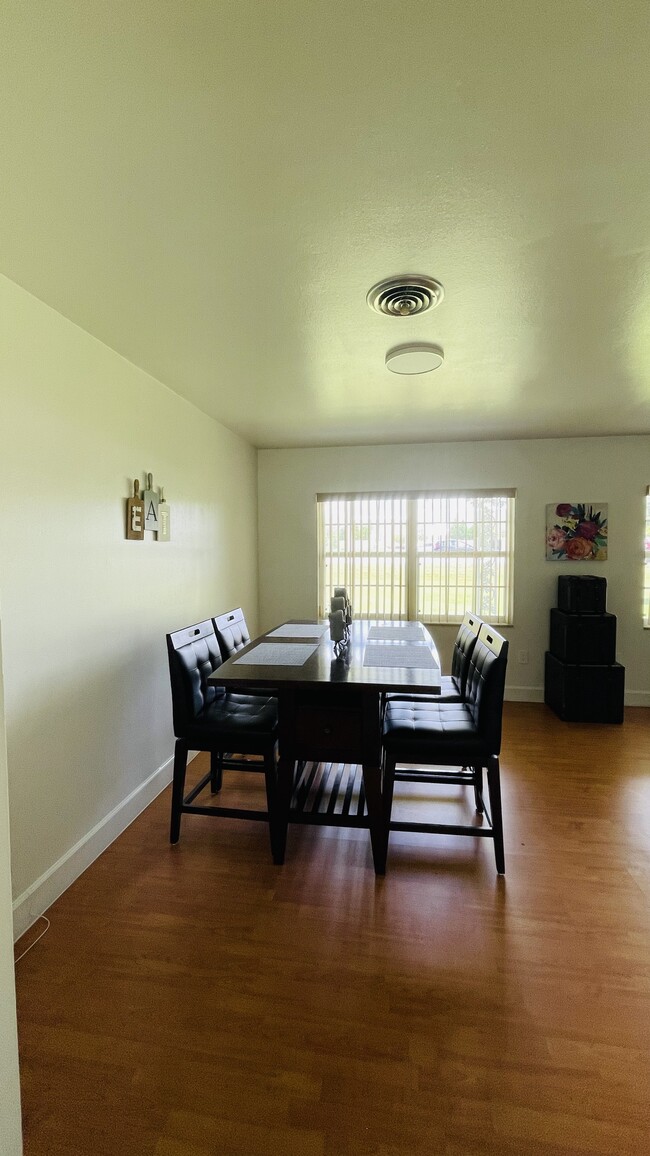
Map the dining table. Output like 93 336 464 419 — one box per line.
207 618 441 874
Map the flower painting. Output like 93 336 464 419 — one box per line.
545 503 608 561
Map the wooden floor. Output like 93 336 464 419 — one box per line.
14 703 650 1155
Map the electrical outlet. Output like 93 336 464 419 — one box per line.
518 649 529 665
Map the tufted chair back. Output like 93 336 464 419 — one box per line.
449 611 483 696
167 620 224 735
214 607 251 660
463 624 509 753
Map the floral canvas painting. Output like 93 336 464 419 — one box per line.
546 503 608 561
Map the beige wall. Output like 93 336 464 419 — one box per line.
0 275 259 926
0 623 22 1153
258 438 650 703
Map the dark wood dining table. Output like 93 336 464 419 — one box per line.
208 619 441 874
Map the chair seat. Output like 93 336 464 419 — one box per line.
437 674 463 700
383 699 488 764
386 673 463 705
187 691 277 744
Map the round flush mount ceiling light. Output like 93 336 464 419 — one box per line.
367 274 444 316
385 343 444 374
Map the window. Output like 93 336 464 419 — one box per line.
644 489 650 627
318 490 515 624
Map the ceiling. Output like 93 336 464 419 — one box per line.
2 2 650 448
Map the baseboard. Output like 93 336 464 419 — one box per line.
505 686 649 707
623 690 650 708
505 686 544 702
12 751 188 942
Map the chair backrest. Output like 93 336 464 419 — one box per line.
214 607 251 660
450 611 484 695
463 623 509 753
167 620 223 735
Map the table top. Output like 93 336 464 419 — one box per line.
208 619 441 693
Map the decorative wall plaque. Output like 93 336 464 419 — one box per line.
126 480 145 540
157 487 171 542
125 474 171 541
143 472 159 532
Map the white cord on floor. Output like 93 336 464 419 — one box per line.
14 915 51 964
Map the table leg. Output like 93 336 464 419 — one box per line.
362 762 386 875
272 753 295 865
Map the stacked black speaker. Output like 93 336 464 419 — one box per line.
544 575 625 723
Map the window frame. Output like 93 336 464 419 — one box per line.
317 489 515 626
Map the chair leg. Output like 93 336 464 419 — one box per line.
210 751 223 794
486 754 505 874
170 740 188 844
379 753 397 871
362 761 387 876
473 765 484 814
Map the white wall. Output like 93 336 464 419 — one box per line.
258 438 650 704
0 623 22 1153
0 275 259 933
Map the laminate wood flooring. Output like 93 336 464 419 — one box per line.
14 703 650 1155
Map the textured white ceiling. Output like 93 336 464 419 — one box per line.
2 2 650 447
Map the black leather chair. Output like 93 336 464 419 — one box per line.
386 611 483 706
214 608 308 786
438 610 484 701
214 607 251 657
213 606 281 747
381 622 508 873
167 619 282 862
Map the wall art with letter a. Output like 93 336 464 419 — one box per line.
125 474 171 541
143 472 159 532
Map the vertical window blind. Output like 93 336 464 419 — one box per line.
318 495 409 619
318 490 515 624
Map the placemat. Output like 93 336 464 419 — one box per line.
367 625 426 642
267 623 327 638
363 644 438 669
233 641 320 666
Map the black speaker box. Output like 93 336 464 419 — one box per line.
544 652 624 723
549 609 617 665
557 574 607 614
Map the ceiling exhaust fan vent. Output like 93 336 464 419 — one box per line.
367 275 444 316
